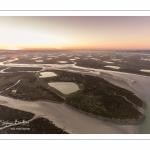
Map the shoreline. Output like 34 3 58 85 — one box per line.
0 104 68 134
0 65 148 133
0 94 140 134
0 68 146 127
46 69 146 126
63 103 145 125
0 92 145 126
0 93 145 126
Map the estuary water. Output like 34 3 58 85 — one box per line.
0 61 150 133
39 72 57 78
48 82 79 94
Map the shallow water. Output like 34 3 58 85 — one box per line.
0 95 136 134
35 60 43 62
58 61 68 63
69 59 76 61
1 61 150 133
140 58 150 61
140 69 150 73
48 82 79 94
0 57 5 59
89 69 150 134
47 58 52 60
39 72 57 78
111 59 122 61
105 65 120 69
103 61 114 64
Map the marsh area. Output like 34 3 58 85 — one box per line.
0 50 149 134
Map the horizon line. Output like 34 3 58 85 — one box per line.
0 49 150 51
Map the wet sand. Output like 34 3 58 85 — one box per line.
0 61 150 133
0 96 138 134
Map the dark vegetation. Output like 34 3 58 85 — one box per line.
13 57 57 64
0 105 68 134
0 72 64 102
0 65 143 119
0 72 23 91
0 66 144 121
1 50 150 77
0 50 148 125
2 118 68 134
75 54 150 76
44 70 144 120
13 55 74 64
0 105 34 128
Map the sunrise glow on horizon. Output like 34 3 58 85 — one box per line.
0 16 150 51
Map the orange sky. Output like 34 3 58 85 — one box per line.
0 16 150 50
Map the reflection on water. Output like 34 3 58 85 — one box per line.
0 60 150 133
48 82 79 94
103 61 114 64
140 69 150 73
0 95 131 134
39 72 57 78
35 60 43 62
58 61 68 63
69 59 76 60
105 65 120 69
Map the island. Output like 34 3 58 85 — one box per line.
0 67 145 126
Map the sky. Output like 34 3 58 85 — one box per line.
0 16 150 51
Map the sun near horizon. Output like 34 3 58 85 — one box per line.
1 16 150 51
5 47 21 51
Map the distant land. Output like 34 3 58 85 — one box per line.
0 50 149 133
